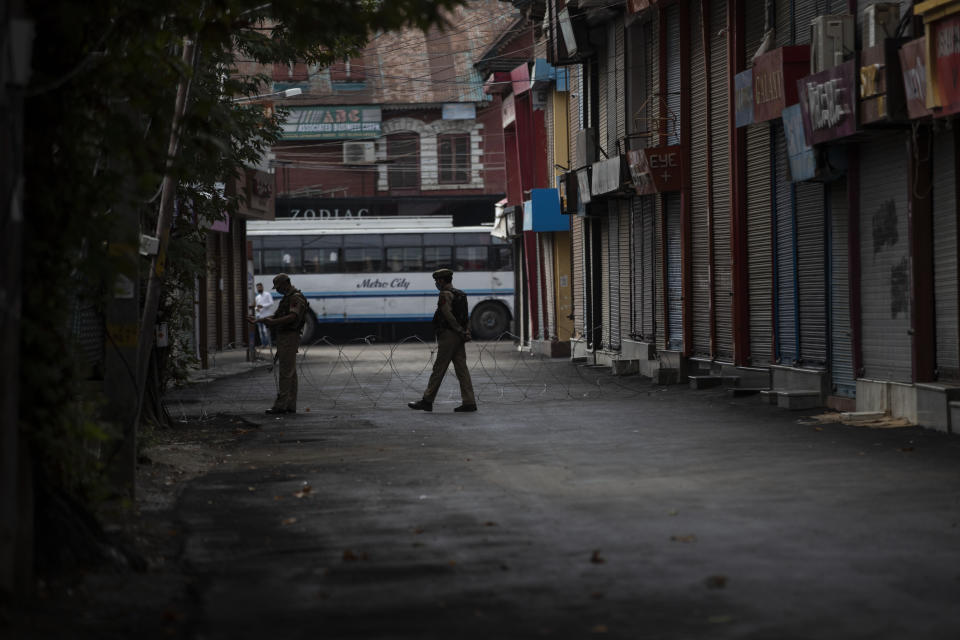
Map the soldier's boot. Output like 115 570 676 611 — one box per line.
407 399 433 412
453 403 477 412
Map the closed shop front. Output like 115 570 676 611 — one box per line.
933 130 959 380
631 196 656 342
795 179 827 368
689 0 711 358
709 0 732 362
744 1 772 366
607 202 621 349
773 122 797 365
859 133 911 382
830 178 854 397
665 193 683 351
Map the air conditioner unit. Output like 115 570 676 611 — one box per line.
576 128 596 166
342 141 375 164
863 3 900 48
810 14 855 74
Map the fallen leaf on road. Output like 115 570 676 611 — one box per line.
293 484 312 498
708 615 734 624
591 624 608 633
413 528 425 534
342 549 368 561
670 534 697 543
247 486 256 492
899 447 915 452
591 591 605 599
281 517 297 526
590 550 605 564
484 521 497 527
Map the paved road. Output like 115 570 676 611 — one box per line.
163 341 960 639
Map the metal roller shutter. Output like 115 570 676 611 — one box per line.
710 0 732 361
793 2 819 46
830 178 855 396
665 5 681 146
690 0 711 358
544 234 556 340
571 65 583 168
599 36 608 157
643 197 656 340
796 180 827 367
775 0 792 48
933 132 959 379
608 203 621 349
773 121 797 364
860 133 911 382
619 200 632 346
573 216 585 336
745 0 772 367
666 193 683 351
656 195 666 350
615 18 626 143
601 213 610 349
632 196 656 341
536 234 545 340
746 123 773 366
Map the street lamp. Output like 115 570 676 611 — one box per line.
232 87 302 103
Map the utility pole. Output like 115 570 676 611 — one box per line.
121 37 196 495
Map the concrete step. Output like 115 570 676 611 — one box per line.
777 390 822 411
689 375 722 390
653 368 680 385
760 389 823 410
728 387 768 398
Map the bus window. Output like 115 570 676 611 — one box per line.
263 249 302 273
455 246 487 271
490 246 513 271
303 248 340 273
386 247 423 272
424 246 452 271
344 248 381 272
343 235 382 272
252 249 262 274
302 235 341 273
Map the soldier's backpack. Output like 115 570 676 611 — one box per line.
450 287 469 329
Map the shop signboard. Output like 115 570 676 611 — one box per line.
899 37 934 119
752 46 810 122
933 15 960 116
502 93 516 126
798 59 857 145
735 69 754 127
627 146 682 195
591 156 624 197
859 39 908 124
281 106 381 140
782 104 816 182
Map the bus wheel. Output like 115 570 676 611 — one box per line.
470 302 508 340
300 311 318 346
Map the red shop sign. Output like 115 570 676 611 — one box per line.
934 15 960 116
628 146 682 195
752 46 810 123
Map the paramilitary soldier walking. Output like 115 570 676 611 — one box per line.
248 273 308 414
408 269 477 412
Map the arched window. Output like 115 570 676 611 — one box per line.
388 133 419 189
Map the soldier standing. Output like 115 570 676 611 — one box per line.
408 268 477 413
248 273 308 414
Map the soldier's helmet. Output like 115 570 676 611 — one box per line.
432 268 454 280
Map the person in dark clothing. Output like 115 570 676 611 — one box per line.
408 268 477 412
247 273 308 414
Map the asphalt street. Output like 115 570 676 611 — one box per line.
125 342 960 638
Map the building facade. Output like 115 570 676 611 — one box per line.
501 0 960 431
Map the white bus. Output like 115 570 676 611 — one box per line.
248 216 514 342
